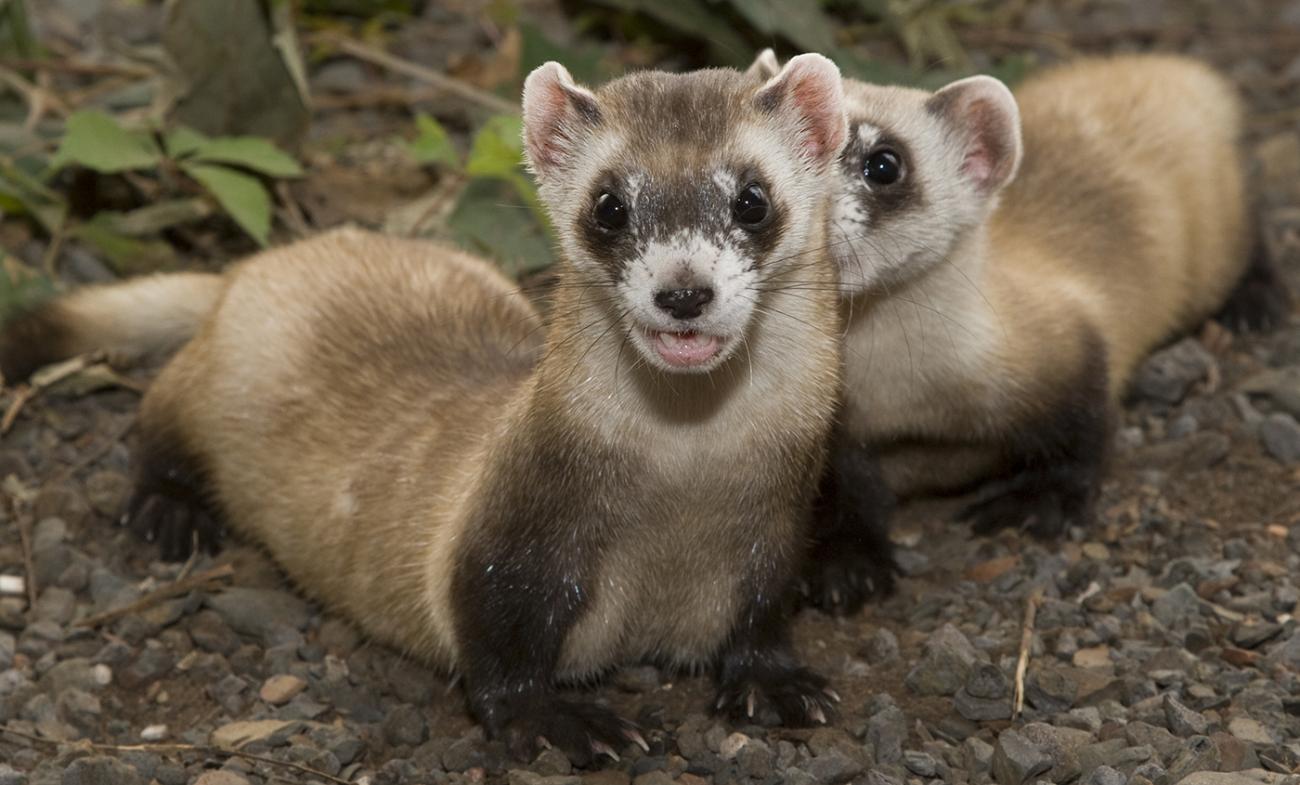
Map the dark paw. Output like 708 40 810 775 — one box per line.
802 546 896 616
959 484 1086 539
1217 254 1291 333
123 490 222 561
491 697 645 768
714 665 838 727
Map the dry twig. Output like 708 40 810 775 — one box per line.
1012 586 1044 719
0 723 351 784
1 352 105 434
76 564 235 629
315 33 517 115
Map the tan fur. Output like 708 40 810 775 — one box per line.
839 55 1250 494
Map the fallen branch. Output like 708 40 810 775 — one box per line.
1012 586 1044 719
315 33 517 115
1 352 105 435
0 723 351 785
76 564 235 629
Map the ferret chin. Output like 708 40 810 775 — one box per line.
746 51 1289 616
1 55 856 765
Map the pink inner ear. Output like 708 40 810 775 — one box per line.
959 97 1011 190
524 76 577 171
788 75 844 163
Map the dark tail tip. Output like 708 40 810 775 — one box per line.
0 304 72 386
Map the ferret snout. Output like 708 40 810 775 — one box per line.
654 287 714 320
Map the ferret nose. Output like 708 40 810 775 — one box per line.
654 288 714 320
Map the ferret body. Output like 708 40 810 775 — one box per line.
746 52 1290 613
1 57 853 761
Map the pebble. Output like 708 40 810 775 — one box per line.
905 623 980 696
1165 694 1210 737
1132 338 1216 404
61 757 143 785
867 705 908 764
991 729 1053 785
383 703 429 747
1152 583 1204 628
1260 413 1300 463
205 588 311 647
259 673 307 705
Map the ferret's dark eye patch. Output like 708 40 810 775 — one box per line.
593 191 629 231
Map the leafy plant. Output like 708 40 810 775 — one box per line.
403 112 553 276
39 110 303 248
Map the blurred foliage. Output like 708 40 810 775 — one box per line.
0 0 37 58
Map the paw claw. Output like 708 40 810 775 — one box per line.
591 740 619 761
823 687 841 703
624 728 650 753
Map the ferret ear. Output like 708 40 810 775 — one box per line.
754 53 848 168
927 75 1022 193
746 48 781 80
522 62 602 179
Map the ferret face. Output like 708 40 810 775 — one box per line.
522 59 847 374
828 78 1023 295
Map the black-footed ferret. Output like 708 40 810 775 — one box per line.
748 51 1290 614
0 57 853 762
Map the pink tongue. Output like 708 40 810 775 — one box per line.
655 331 720 367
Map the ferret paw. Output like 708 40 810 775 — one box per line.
960 484 1085 539
801 546 896 616
1216 252 1291 333
122 490 223 561
493 698 645 768
714 665 838 727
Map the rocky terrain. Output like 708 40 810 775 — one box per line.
2 1 1300 785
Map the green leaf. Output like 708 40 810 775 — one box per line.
50 110 162 173
181 161 272 246
464 114 548 233
164 126 211 158
71 216 177 275
406 113 460 168
519 23 610 86
189 135 303 177
448 179 553 277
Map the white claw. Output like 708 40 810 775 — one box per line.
823 687 842 704
809 704 827 724
746 690 757 718
625 728 650 753
716 694 728 710
535 735 553 751
591 740 620 762
830 588 842 605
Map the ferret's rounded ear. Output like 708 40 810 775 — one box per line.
746 48 781 80
927 75 1022 193
754 53 848 168
522 62 602 179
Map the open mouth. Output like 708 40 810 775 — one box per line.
648 330 725 368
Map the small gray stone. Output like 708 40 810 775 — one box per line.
867 705 907 764
205 588 310 647
903 751 938 777
383 703 429 747
964 737 995 775
31 518 68 552
33 586 76 625
1166 736 1220 783
83 471 130 517
1164 694 1209 737
864 628 900 665
1132 338 1215 405
905 623 980 696
803 749 862 784
0 764 27 785
1261 413 1300 463
1026 667 1077 713
1152 584 1204 629
1081 765 1125 785
991 729 1053 785
61 757 143 785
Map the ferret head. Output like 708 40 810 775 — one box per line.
522 56 847 374
748 50 1022 296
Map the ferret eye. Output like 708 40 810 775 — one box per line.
863 149 903 185
594 191 628 231
733 183 771 228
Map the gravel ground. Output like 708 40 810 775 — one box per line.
3 2 1300 785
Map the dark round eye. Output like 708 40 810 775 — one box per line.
593 191 628 231
733 183 770 227
863 149 903 185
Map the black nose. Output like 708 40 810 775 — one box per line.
654 288 714 320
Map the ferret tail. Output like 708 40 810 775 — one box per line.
0 272 224 385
